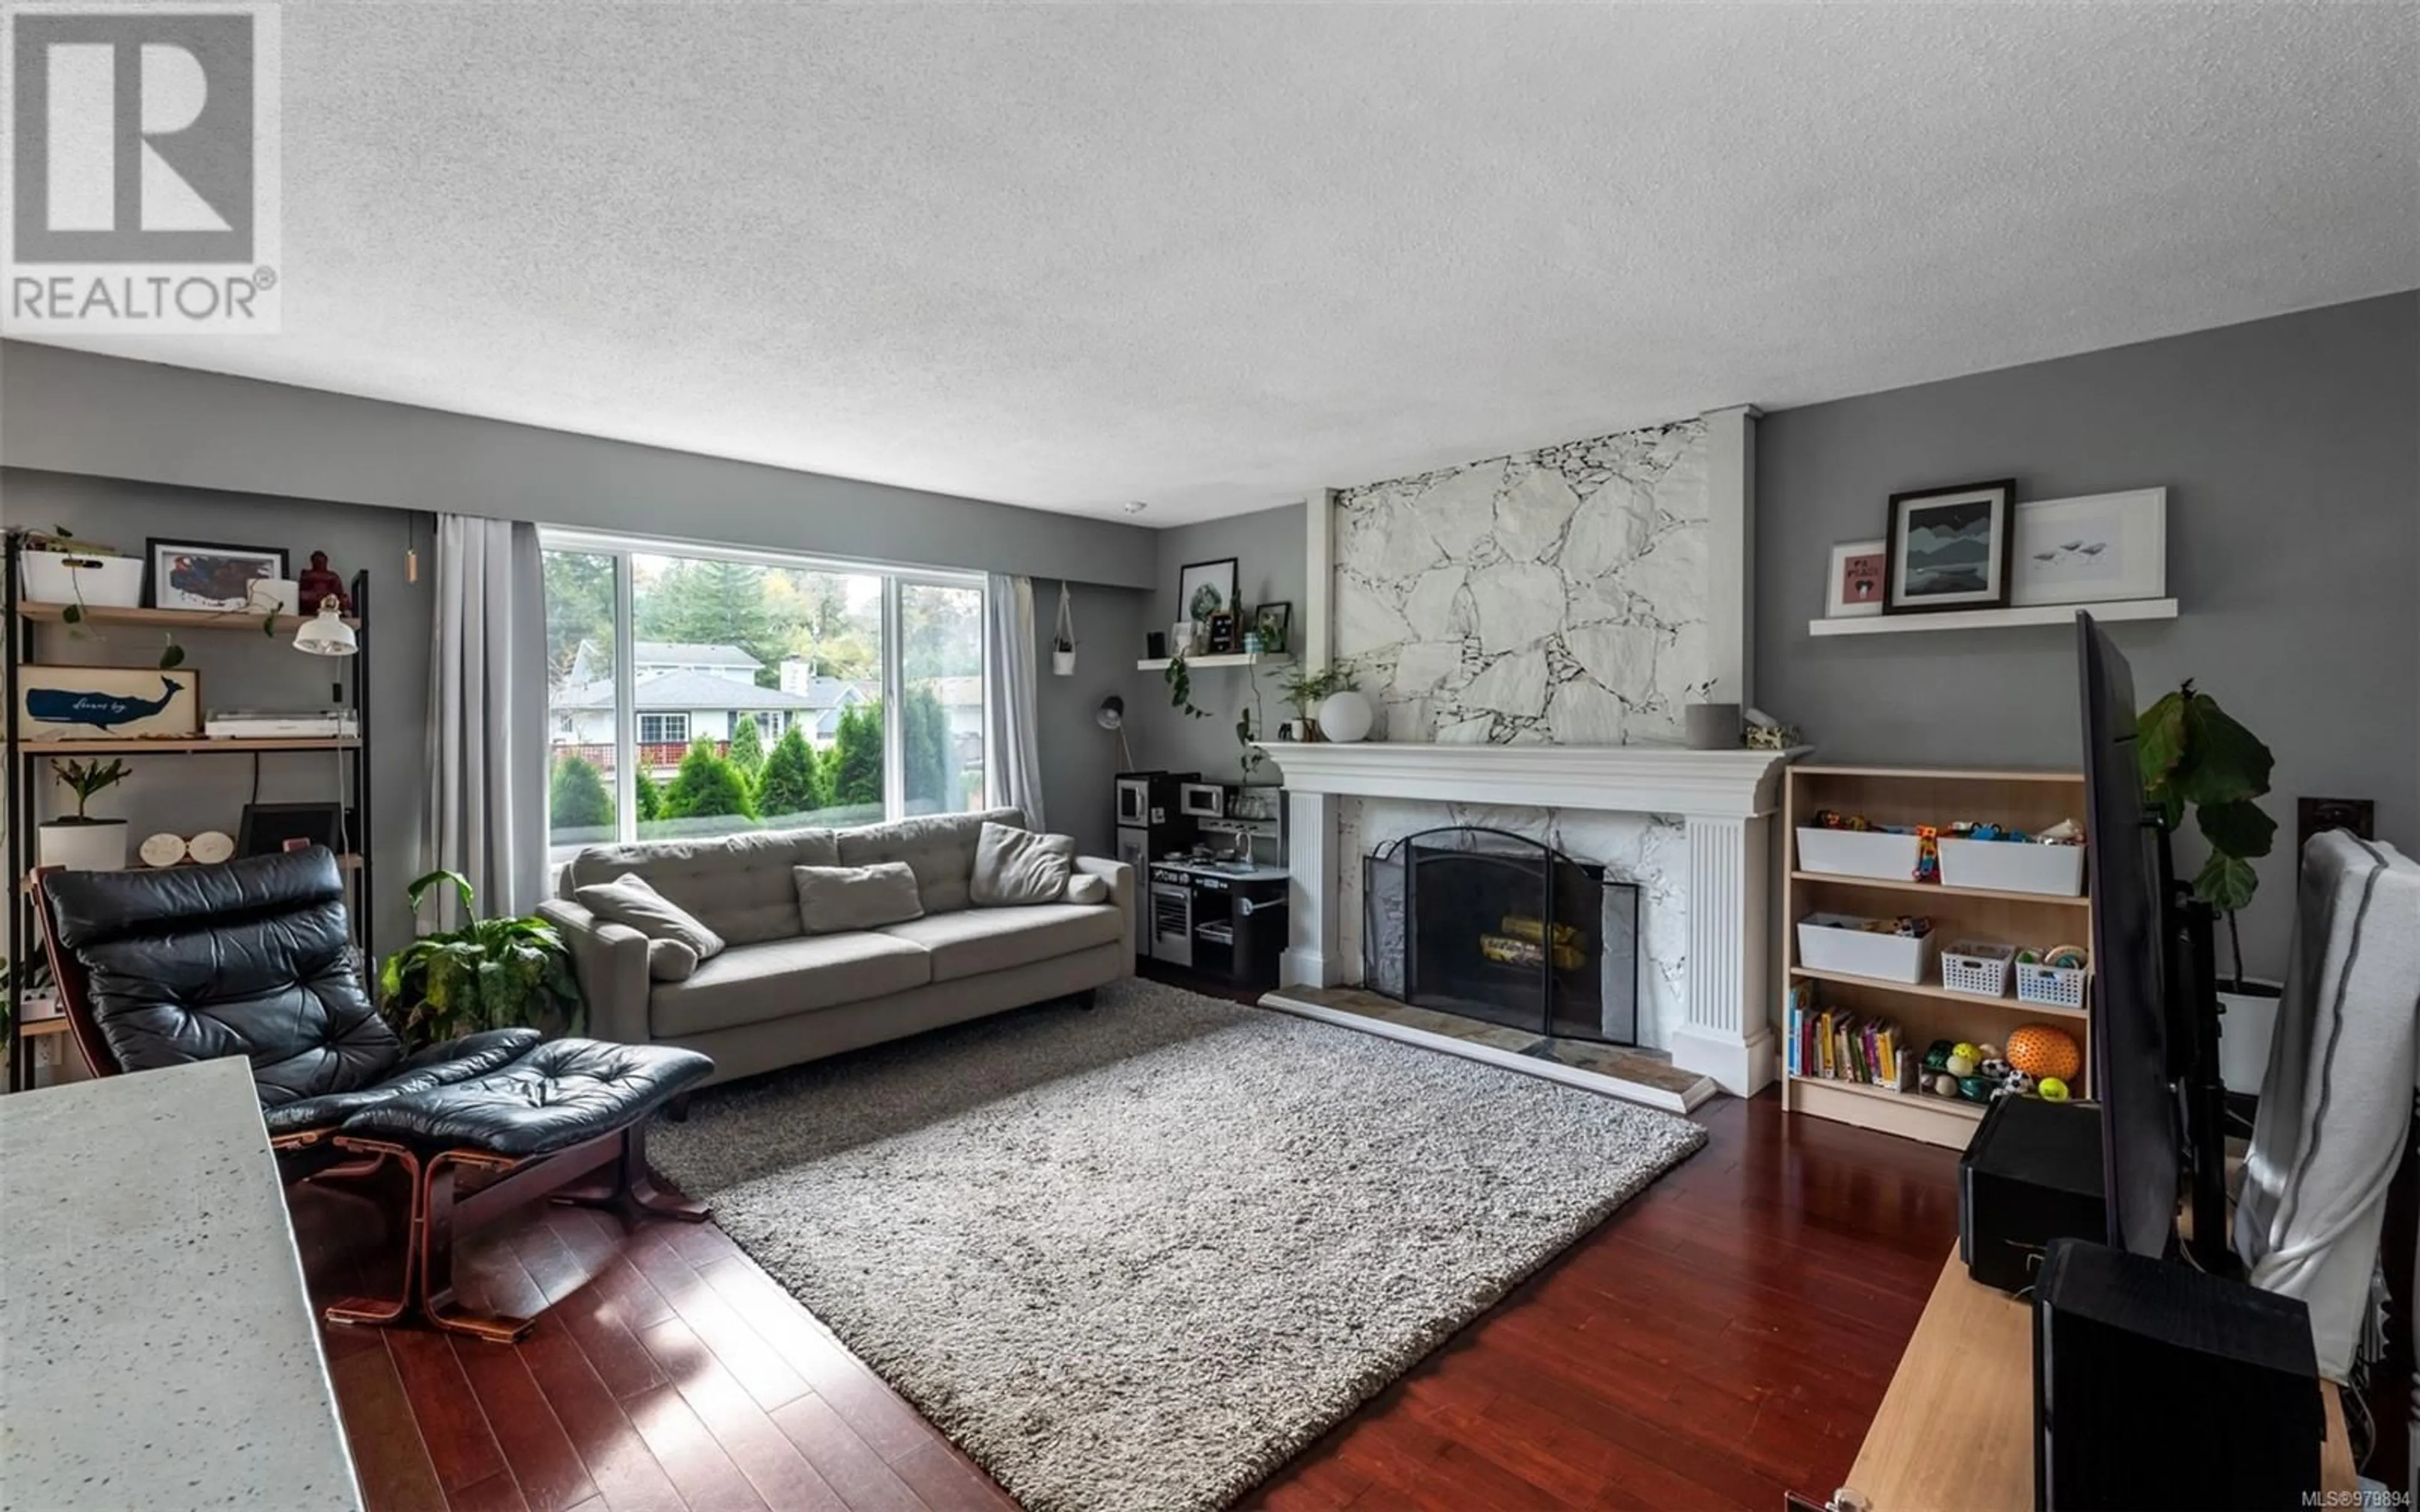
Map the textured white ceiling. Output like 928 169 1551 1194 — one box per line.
28 3 2419 526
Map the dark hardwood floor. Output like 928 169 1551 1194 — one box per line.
292 1074 1968 1512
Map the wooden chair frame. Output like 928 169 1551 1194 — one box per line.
30 867 706 1343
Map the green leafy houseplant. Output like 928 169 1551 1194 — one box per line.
2138 679 2276 990
380 870 584 1046
1272 659 1358 738
49 757 130 821
1163 650 1213 720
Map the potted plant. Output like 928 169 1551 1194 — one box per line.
380 869 584 1047
41 758 132 870
1163 650 1213 721
2138 680 2280 1077
1273 660 1364 742
1052 582 1078 676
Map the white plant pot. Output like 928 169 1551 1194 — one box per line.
23 551 144 608
2216 978 2285 1095
1318 689 1375 743
1052 648 1077 677
39 818 129 871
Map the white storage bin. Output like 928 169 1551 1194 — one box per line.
1796 827 1922 881
1938 837 2086 897
1797 912 1937 985
21 550 143 609
2015 962 2090 1011
1940 941 2015 998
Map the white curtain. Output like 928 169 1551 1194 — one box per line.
986 573 1045 829
425 516 548 923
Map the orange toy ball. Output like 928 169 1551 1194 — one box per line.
2008 1024 2083 1082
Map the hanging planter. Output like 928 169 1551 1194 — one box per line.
1052 581 1078 677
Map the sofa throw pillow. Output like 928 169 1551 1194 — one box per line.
646 938 700 982
1064 873 1110 906
970 822 1076 907
573 873 725 961
793 862 924 936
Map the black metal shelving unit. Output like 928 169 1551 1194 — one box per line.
4 534 374 1092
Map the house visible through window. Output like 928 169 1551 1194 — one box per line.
637 713 689 747
542 534 989 859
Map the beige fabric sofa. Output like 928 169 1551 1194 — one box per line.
538 808 1132 1086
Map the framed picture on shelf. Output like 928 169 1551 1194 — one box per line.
1177 557 1238 627
1204 610 1239 654
1883 479 2015 614
147 539 289 612
2010 488 2167 607
1252 600 1293 652
16 665 201 738
1824 541 1886 619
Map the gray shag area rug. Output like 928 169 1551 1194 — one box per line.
649 977 1705 1512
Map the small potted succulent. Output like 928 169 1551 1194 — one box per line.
42 757 132 870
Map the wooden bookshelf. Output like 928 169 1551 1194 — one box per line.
14 737 360 755
1782 764 2095 1150
14 600 360 631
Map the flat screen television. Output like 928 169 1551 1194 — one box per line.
2075 610 2182 1259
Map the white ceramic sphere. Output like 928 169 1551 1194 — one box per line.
1317 689 1374 743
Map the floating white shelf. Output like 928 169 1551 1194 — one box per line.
1135 651 1293 671
1807 598 2176 638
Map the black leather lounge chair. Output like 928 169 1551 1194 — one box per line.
32 847 715 1343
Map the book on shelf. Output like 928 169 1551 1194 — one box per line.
1785 987 1913 1092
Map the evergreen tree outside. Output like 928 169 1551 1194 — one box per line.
827 702 885 808
725 714 767 779
660 739 757 820
902 685 955 814
549 753 614 830
634 558 785 687
756 725 829 819
635 768 663 822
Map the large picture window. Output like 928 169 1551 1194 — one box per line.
543 533 989 861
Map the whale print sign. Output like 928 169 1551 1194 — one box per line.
18 667 200 738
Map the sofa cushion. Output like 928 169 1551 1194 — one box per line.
969 822 1075 907
877 903 1122 983
837 808 1025 915
575 873 726 960
647 938 700 982
794 862 924 935
563 828 839 945
648 934 932 1039
1065 874 1110 906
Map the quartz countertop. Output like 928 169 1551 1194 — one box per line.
0 1058 362 1511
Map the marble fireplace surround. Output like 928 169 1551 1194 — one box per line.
1257 740 1802 1094
1267 404 1780 1094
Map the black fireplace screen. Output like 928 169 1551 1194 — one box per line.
1363 826 1640 1045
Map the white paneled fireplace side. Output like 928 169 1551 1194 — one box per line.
1273 403 1784 1094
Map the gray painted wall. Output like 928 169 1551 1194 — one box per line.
0 342 1158 588
1755 292 2419 981
1127 502 1306 784
1034 580 1150 857
6 469 436 954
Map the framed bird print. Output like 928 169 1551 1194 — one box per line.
2010 488 2168 607
18 666 202 738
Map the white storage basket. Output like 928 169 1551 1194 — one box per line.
21 550 143 608
1937 837 2087 897
1797 913 1937 985
2015 961 2090 1011
1940 941 2015 998
1796 827 1922 881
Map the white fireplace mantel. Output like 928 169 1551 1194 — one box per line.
1257 739 1809 1097
1251 741 1807 820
